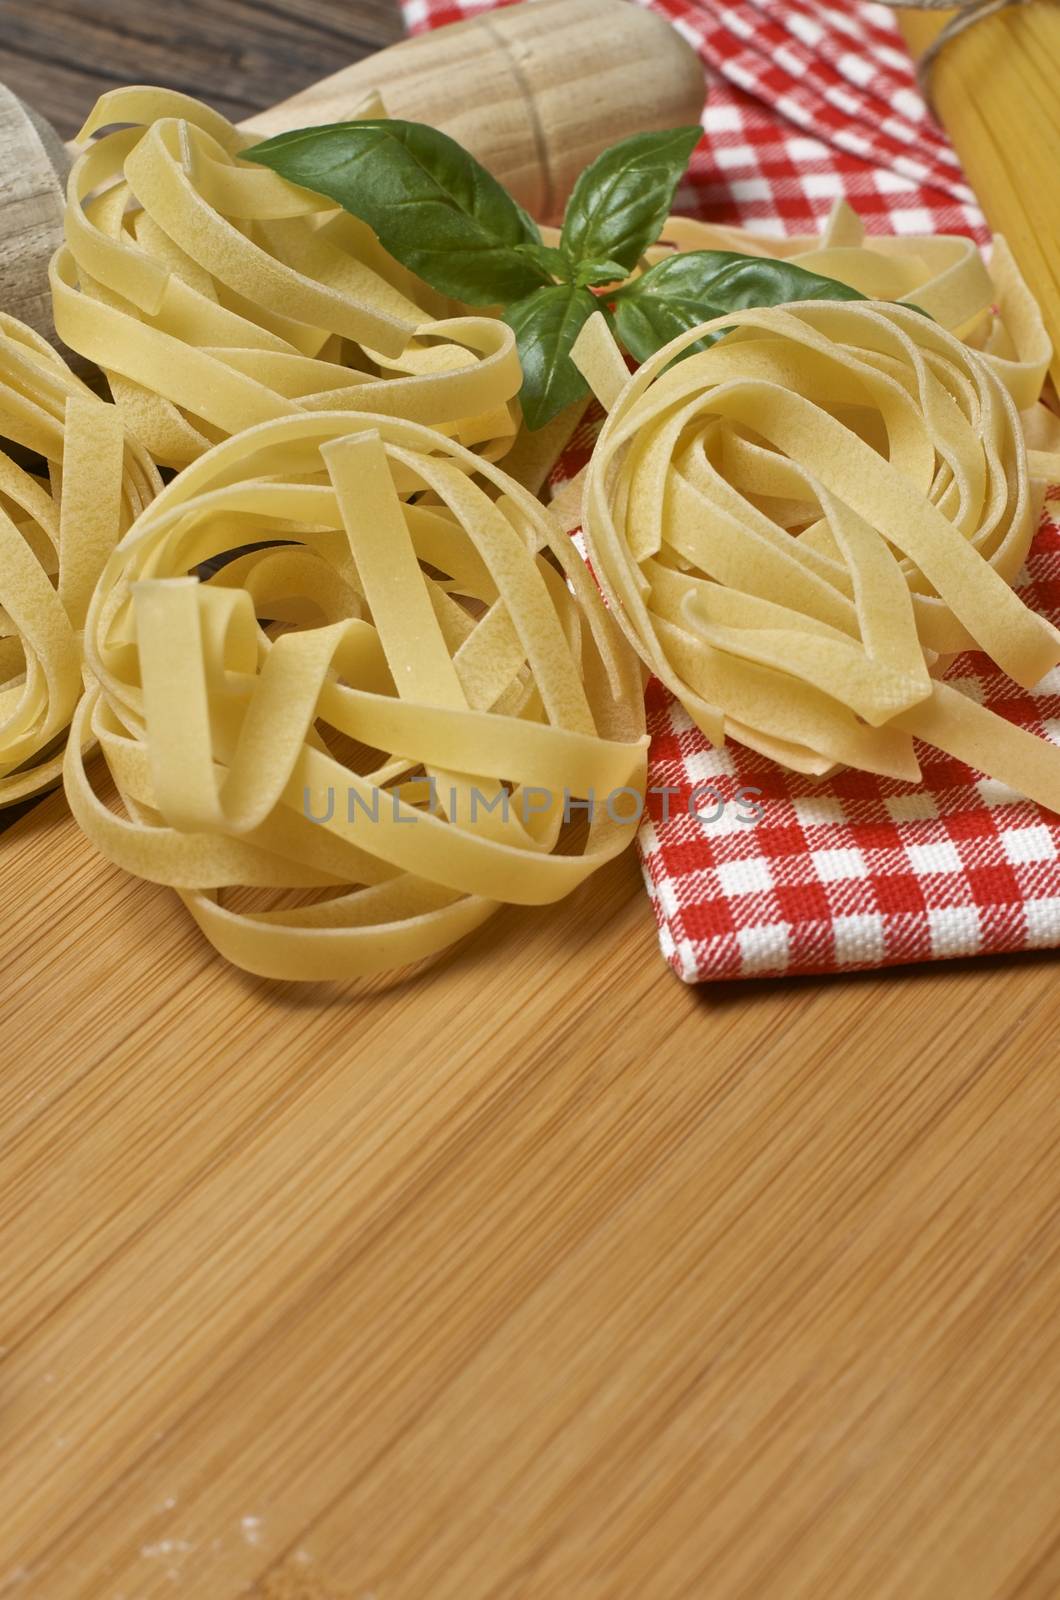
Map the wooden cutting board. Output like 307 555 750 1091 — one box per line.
3 5 1060 1598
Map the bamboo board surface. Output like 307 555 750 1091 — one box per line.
4 778 1060 1599
3 4 1060 1597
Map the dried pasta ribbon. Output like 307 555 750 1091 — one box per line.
575 299 1060 808
52 87 523 468
67 413 648 981
654 200 1054 416
0 312 160 804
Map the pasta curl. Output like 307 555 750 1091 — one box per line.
654 201 1053 416
0 312 160 804
576 299 1060 806
52 88 523 469
67 413 648 981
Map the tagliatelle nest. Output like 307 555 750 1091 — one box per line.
66 414 648 981
575 298 1060 807
651 203 1055 415
0 312 160 804
52 88 523 469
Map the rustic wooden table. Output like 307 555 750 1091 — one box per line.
2 3 1060 1598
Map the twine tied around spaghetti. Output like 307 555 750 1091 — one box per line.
873 0 1034 107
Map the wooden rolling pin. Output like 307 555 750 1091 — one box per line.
0 0 705 345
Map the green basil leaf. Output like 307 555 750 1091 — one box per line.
502 285 599 430
573 258 629 289
612 250 867 363
515 241 575 282
243 119 550 306
559 126 702 273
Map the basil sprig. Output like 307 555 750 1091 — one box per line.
502 285 600 431
245 119 880 430
559 126 703 272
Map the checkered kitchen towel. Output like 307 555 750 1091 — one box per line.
402 0 1060 981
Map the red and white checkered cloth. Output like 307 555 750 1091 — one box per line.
402 0 1060 981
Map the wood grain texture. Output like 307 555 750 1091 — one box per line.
250 0 707 221
0 85 67 342
2 5 1060 1598
0 0 402 137
2 782 1060 1599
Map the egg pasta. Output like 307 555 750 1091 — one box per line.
0 312 159 803
52 88 523 469
574 297 1060 806
66 413 648 980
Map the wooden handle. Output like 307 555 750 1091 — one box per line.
0 84 70 345
248 0 706 224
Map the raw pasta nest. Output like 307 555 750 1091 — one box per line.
51 88 523 468
0 312 159 803
578 297 1060 808
652 202 1054 414
66 413 648 981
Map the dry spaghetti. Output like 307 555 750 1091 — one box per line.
0 312 159 804
574 297 1060 806
66 413 647 980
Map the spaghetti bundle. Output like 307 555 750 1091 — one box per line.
66 413 647 980
52 88 523 469
0 312 159 804
575 299 1060 806
898 4 1060 392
